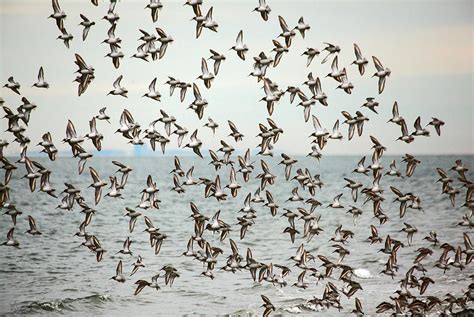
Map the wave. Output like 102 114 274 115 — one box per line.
10 294 111 315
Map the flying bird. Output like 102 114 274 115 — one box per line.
79 14 95 41
33 67 49 88
231 30 248 60
372 56 391 94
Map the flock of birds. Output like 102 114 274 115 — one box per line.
1 0 473 316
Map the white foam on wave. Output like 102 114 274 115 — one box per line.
353 268 373 279
285 306 302 314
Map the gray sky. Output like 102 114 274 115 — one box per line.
1 0 473 156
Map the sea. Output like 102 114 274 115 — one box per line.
0 155 473 316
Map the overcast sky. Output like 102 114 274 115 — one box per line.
0 0 472 156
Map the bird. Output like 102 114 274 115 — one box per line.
411 116 430 137
208 49 226 75
111 260 125 283
33 67 49 88
2 228 19 248
261 295 275 317
79 14 95 41
302 47 319 67
57 27 73 48
22 157 41 192
391 186 413 218
231 30 248 60
400 222 418 246
270 40 288 67
88 167 107 205
352 43 368 75
450 159 469 179
385 160 403 178
74 54 94 96
3 77 21 95
277 16 295 47
423 231 439 246
279 154 297 180
294 16 310 38
123 207 141 233
146 0 163 22
286 86 301 104
170 156 185 177
344 178 362 202
85 118 103 151
388 101 404 125
26 216 42 235
161 265 180 287
131 44 150 62
328 193 344 208
372 56 391 94
352 156 369 175
184 130 203 158
224 167 241 197
263 190 278 216
143 78 162 102
253 0 271 21
37 132 58 161
131 256 145 276
321 42 341 64
184 0 203 16
39 170 57 198
292 270 308 288
102 24 121 48
310 115 329 149
118 237 133 256
191 5 207 38
74 145 93 175
49 0 66 31
202 7 218 33
156 27 174 59
95 107 110 123
182 166 199 186
296 91 316 122
337 71 354 94
157 110 176 136
188 83 208 119
134 274 160 295
103 1 120 24
203 117 219 134
414 247 433 264
367 225 382 244
237 150 254 181
402 154 420 177
198 58 215 89
108 75 128 97
309 77 328 106
105 176 123 199
171 123 188 147
286 187 303 203
112 160 132 189
326 55 345 82
361 97 378 114
228 120 244 142
427 117 445 136
370 135 387 152
4 205 22 226
397 120 414 144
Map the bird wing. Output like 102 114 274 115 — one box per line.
372 56 383 71
278 15 289 32
236 30 243 45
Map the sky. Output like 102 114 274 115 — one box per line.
0 0 473 157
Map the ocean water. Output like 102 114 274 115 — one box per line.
0 155 473 316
